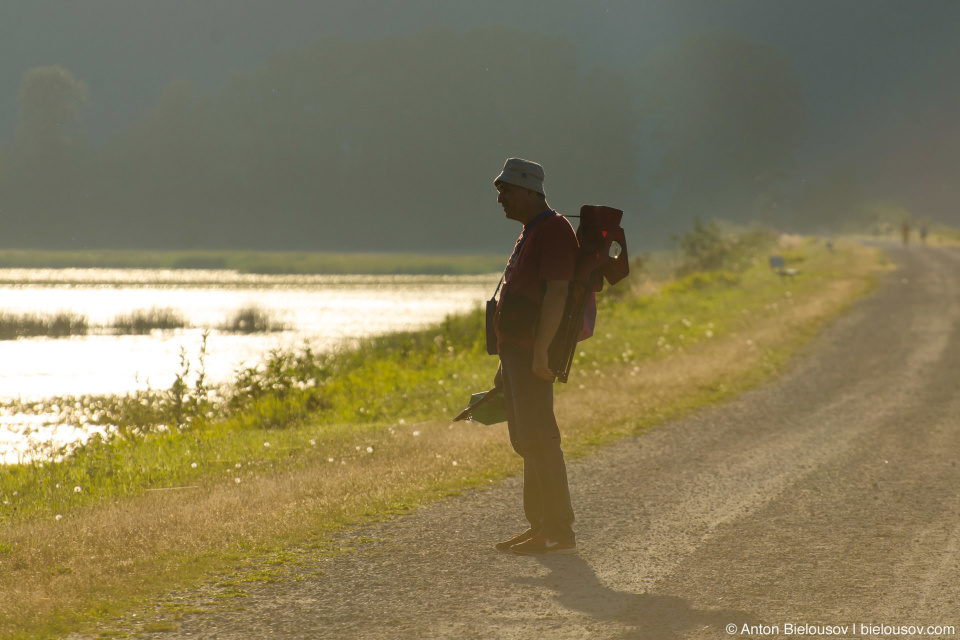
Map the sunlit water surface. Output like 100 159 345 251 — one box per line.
0 268 497 463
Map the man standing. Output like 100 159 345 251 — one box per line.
491 158 579 555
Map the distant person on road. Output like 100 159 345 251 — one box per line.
491 158 578 555
901 221 910 245
920 221 929 244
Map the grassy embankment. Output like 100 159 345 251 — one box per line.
0 249 506 275
0 236 886 639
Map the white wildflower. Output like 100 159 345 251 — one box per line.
191 462 198 469
263 442 270 448
56 514 63 521
412 430 420 437
366 446 374 454
235 478 241 484
328 457 335 463
74 486 81 493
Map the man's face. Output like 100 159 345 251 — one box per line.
496 182 537 222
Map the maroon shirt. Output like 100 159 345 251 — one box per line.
495 211 578 351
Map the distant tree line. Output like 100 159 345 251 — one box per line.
0 26 883 252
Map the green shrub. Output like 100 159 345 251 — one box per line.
674 218 728 274
674 219 777 276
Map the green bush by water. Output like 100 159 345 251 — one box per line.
221 306 282 333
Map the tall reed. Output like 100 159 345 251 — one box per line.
110 308 186 334
0 312 88 340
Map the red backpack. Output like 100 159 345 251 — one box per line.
548 205 630 382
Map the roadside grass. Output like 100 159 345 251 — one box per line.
0 237 884 639
0 250 506 276
925 226 960 247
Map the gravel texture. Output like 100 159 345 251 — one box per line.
75 243 960 639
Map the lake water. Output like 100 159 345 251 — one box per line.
0 268 498 463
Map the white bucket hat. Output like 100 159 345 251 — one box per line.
494 158 546 196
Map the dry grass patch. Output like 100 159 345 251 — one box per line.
0 419 516 636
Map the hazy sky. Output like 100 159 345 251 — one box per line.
2 0 958 223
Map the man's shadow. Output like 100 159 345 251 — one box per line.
514 555 760 640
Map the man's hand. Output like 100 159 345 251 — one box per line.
532 348 555 381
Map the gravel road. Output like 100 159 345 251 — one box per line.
129 243 960 639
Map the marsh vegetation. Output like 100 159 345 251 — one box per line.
110 308 186 334
0 312 88 339
0 307 284 340
220 306 282 334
